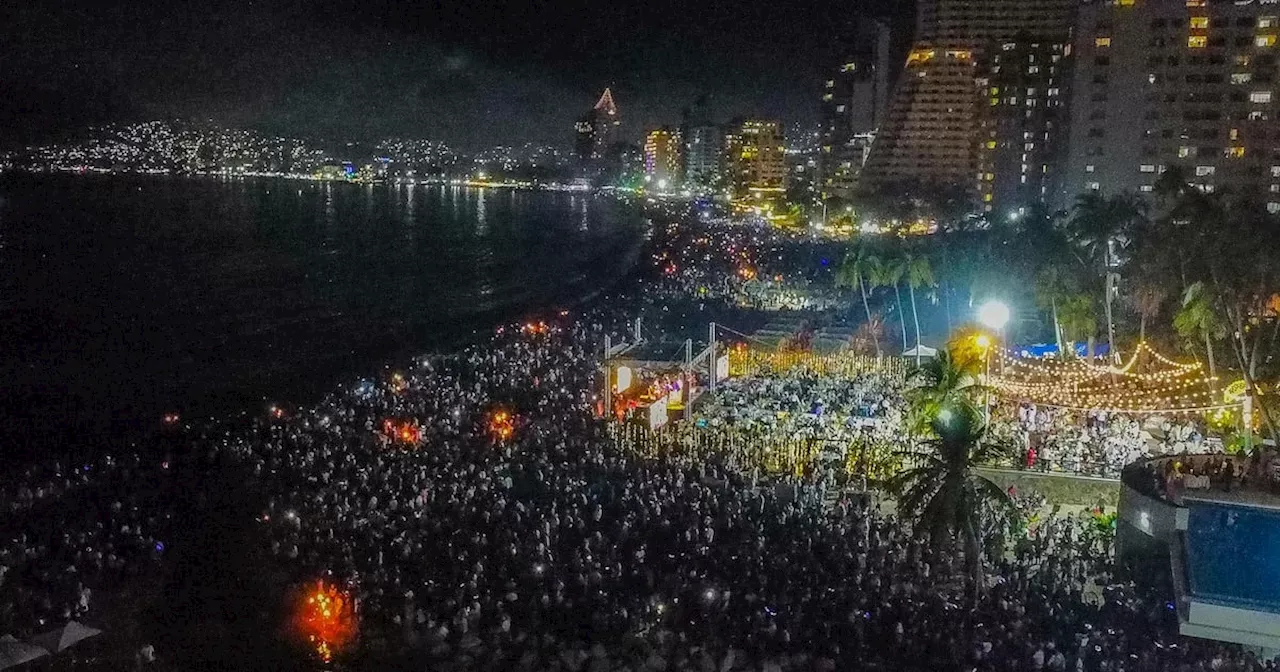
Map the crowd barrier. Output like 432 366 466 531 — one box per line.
608 422 907 482
610 419 1124 483
728 349 909 380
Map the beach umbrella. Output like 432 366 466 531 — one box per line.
0 634 49 670
28 621 101 653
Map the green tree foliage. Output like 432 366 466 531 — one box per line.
889 402 1012 594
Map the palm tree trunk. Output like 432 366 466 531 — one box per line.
894 284 908 353
944 284 954 333
1087 335 1096 361
859 277 881 356
1052 298 1064 357
1205 331 1216 378
1104 270 1118 364
965 516 983 605
909 283 923 364
1139 312 1146 343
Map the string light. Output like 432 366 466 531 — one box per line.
990 341 1231 413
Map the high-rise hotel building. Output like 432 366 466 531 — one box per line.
861 0 1076 212
724 119 787 196
643 128 684 186
1062 0 1280 211
819 18 893 200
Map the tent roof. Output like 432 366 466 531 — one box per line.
902 345 938 357
0 635 50 670
29 621 101 654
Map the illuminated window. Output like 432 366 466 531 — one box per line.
984 193 994 202
1252 90 1273 103
1262 17 1278 29
1140 164 1156 172
1269 202 1280 213
1196 165 1216 176
1190 17 1209 29
1179 146 1196 157
1233 72 1254 84
907 49 936 64
1087 182 1101 191
1272 166 1280 177
822 93 833 101
1230 128 1240 140
990 87 1000 95
1189 35 1208 48
1226 146 1246 158
1117 0 1135 5
1257 34 1277 48
835 105 846 112
986 140 997 149
1086 164 1096 172
1096 37 1112 47
841 62 857 72
1140 185 1154 192
1186 0 1204 5
825 80 835 88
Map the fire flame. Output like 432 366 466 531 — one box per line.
295 580 357 663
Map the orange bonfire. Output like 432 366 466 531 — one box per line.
295 580 357 663
488 409 516 442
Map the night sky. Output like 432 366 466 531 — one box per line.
0 0 909 149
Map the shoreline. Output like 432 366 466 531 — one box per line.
0 172 656 463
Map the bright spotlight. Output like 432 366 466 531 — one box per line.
974 334 992 350
938 409 954 424
978 301 1011 331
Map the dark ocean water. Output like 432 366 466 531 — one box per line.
0 174 644 459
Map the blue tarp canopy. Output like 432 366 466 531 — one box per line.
1015 342 1110 358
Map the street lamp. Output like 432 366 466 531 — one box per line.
976 301 1010 424
977 300 1011 331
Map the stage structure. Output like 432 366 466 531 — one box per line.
603 321 729 430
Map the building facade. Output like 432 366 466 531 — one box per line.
1061 0 1280 212
861 0 1076 213
575 88 621 164
724 119 787 196
819 18 893 200
684 125 724 187
643 128 683 186
977 40 1072 214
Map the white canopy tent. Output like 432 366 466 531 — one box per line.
29 621 101 654
901 344 938 358
0 635 49 670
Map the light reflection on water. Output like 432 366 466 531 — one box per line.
0 174 644 456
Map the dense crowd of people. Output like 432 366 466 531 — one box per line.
997 405 1215 479
1 210 1274 671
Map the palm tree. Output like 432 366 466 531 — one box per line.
1033 264 1076 357
1174 282 1225 377
869 254 909 353
904 251 936 362
836 245 882 356
1058 294 1098 359
1069 192 1146 362
1128 277 1168 344
890 403 1013 595
906 349 988 433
